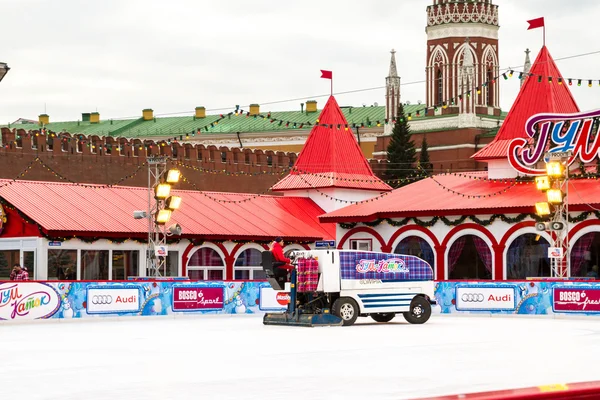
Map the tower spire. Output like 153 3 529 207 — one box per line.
385 49 401 133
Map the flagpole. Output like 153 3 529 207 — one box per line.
331 76 333 96
543 25 546 47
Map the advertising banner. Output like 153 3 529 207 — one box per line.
86 286 142 314
172 284 224 311
259 286 289 311
455 285 517 311
548 247 563 259
0 282 61 321
553 288 600 313
339 251 433 281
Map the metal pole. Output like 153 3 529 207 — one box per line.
565 164 570 277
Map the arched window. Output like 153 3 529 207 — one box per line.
570 232 600 278
487 70 494 106
436 69 443 106
506 234 550 279
394 236 435 267
234 249 266 280
187 247 225 281
448 235 492 280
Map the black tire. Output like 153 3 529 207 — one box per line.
371 313 395 323
403 296 432 324
332 297 359 326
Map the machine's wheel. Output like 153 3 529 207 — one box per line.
403 296 431 324
332 297 359 326
371 313 395 323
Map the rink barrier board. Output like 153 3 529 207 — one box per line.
416 380 600 399
1 279 600 322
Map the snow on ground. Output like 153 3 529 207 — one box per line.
2 315 600 400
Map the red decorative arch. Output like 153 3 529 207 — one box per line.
441 223 499 280
337 227 388 252
497 221 540 280
498 221 537 249
568 220 600 241
441 223 498 249
387 225 441 251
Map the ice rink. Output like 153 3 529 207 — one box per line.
2 315 600 400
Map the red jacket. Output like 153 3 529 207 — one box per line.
271 242 290 263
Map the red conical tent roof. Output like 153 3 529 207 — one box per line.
272 96 391 192
473 46 580 161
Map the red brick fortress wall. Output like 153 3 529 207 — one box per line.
0 128 297 194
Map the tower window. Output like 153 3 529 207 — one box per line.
436 69 443 106
487 70 494 107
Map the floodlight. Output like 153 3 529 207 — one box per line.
535 176 551 192
166 195 182 210
166 169 181 184
546 161 564 178
546 189 563 205
155 209 172 225
155 183 171 199
535 202 551 216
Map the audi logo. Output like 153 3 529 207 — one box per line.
461 293 484 302
92 295 113 305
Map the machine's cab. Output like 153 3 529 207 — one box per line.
261 250 293 291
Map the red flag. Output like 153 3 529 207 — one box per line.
527 17 545 30
320 70 332 80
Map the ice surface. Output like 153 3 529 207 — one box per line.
2 315 600 400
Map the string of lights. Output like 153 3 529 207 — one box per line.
180 174 277 204
0 159 37 188
99 48 600 120
34 157 146 188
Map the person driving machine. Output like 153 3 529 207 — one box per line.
270 237 294 287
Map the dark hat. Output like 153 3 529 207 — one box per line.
275 237 283 242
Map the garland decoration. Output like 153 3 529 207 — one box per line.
338 211 600 230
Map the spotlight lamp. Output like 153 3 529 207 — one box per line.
546 189 564 205
155 183 171 199
535 202 551 216
166 195 182 210
535 176 551 192
166 169 181 184
155 209 172 225
546 161 564 178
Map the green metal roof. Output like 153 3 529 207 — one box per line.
2 104 505 139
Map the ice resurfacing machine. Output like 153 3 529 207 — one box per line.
261 249 436 327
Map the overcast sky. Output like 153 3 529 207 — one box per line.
1 0 599 124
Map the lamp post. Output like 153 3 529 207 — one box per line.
134 155 183 277
534 152 571 278
0 62 10 83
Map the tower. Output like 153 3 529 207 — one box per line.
425 0 501 117
385 49 401 134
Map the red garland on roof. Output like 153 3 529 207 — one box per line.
272 96 391 192
473 46 580 161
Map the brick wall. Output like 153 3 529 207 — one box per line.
0 128 297 194
373 127 495 173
